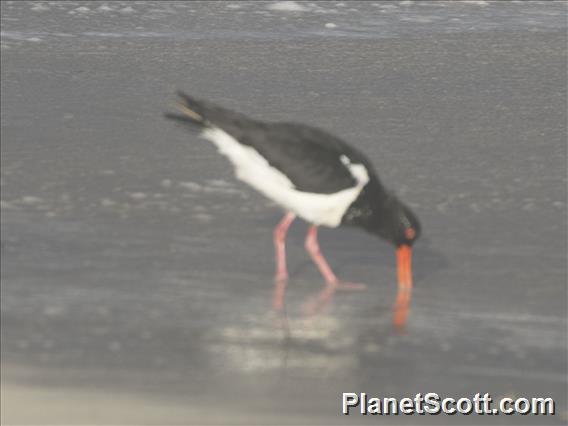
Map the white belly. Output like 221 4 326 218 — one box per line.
201 127 369 227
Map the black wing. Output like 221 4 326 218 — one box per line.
166 92 379 194
240 122 380 194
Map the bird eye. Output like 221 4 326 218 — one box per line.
405 227 416 240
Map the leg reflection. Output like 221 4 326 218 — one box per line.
272 278 288 313
302 282 338 316
302 281 367 316
301 278 413 330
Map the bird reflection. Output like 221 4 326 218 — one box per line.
272 278 287 312
206 280 409 379
273 276 413 331
392 287 412 331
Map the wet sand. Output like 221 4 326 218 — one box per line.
1 2 567 424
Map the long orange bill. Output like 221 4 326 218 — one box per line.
393 245 413 330
396 245 413 290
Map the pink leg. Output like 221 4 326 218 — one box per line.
305 226 365 289
274 212 296 281
304 225 338 284
272 212 295 311
303 225 366 315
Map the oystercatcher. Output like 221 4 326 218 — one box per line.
165 92 421 318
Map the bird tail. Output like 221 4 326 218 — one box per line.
164 91 210 129
165 91 253 135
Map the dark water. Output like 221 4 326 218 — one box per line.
1 1 567 424
1 1 566 42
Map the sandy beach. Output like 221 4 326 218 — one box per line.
1 1 566 424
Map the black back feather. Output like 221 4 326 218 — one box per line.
165 92 385 194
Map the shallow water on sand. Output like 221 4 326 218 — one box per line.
1 0 566 45
1 1 567 424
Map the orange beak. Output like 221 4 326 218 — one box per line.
396 244 413 290
393 244 413 330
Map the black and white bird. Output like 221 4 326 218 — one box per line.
165 92 421 315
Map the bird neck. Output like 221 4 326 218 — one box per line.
341 179 388 228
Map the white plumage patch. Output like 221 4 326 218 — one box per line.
201 127 369 227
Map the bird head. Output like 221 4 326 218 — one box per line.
366 195 421 291
367 195 420 246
